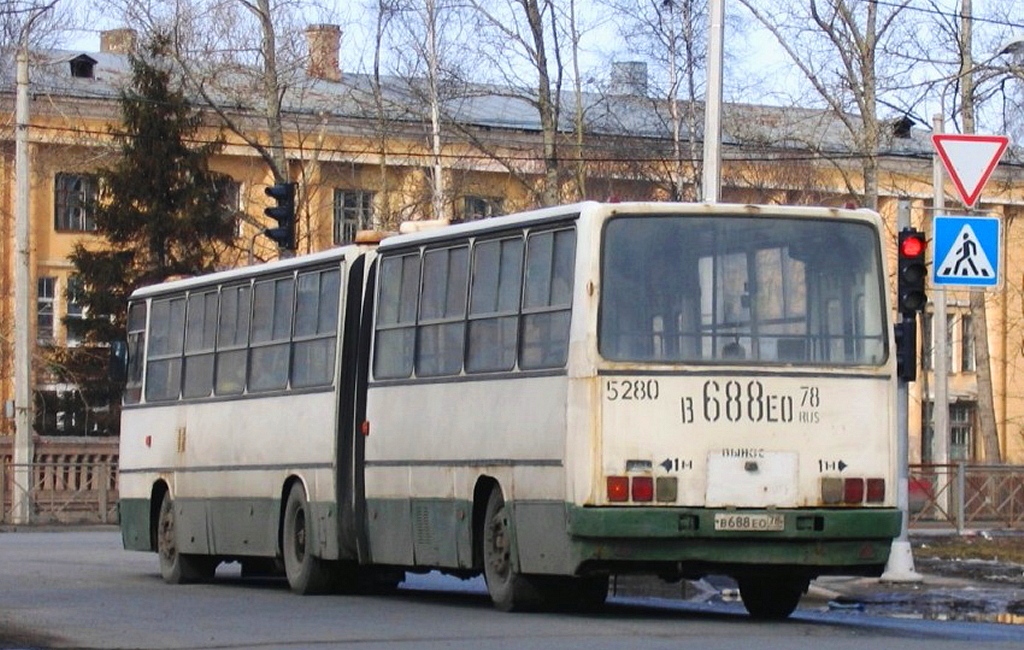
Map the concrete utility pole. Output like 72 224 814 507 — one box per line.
13 5 53 524
702 0 724 203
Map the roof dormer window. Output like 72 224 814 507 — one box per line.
69 54 97 79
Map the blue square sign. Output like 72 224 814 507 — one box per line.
932 215 1001 288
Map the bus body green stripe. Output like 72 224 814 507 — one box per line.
120 498 152 551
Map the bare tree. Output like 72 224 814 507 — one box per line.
735 0 918 210
373 0 469 220
0 1 70 77
461 0 569 206
596 0 705 201
954 0 1000 463
91 0 340 255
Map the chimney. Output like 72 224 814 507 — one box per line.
610 61 648 96
306 24 341 82
100 28 138 54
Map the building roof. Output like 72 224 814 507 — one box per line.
0 43 992 166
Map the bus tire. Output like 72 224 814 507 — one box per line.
481 488 542 612
156 492 216 584
282 483 333 595
737 576 806 620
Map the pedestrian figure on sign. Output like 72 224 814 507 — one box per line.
945 233 986 277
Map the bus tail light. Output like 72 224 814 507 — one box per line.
656 477 677 502
607 476 629 502
866 478 886 503
821 477 842 504
821 477 886 505
631 476 654 502
843 478 864 504
607 475 676 503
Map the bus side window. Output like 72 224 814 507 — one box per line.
124 302 147 404
467 237 523 373
182 291 218 399
416 245 468 377
373 254 420 379
216 284 250 395
292 268 340 388
520 228 575 370
249 276 294 392
145 297 185 402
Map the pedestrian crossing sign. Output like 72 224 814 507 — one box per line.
932 215 1001 288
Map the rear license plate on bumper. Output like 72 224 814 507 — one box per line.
714 513 785 531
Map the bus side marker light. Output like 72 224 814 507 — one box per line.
821 477 843 504
656 477 677 502
607 476 629 502
866 478 885 503
843 478 865 504
145 435 152 448
632 476 654 502
360 421 370 436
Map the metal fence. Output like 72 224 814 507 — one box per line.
909 463 1024 532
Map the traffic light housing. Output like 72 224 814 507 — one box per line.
264 182 296 250
894 317 917 382
897 228 928 315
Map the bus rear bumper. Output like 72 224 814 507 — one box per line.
562 505 902 575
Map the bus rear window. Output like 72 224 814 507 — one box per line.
599 215 886 366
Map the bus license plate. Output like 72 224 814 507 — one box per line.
714 513 785 532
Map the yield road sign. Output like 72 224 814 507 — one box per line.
932 134 1009 208
932 215 1001 288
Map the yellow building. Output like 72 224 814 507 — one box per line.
2 27 1024 464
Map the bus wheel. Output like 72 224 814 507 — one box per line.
282 483 333 595
156 492 216 584
737 576 806 620
481 488 541 611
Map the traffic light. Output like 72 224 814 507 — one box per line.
264 182 296 250
897 228 928 315
894 317 917 382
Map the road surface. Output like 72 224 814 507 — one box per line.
1 529 1022 649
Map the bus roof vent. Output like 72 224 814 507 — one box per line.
354 229 392 245
399 219 450 234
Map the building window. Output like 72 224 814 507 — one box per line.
463 195 503 221
921 401 976 463
65 275 86 346
54 173 97 232
921 401 933 463
921 313 955 372
37 277 56 343
961 315 975 372
333 190 374 245
213 176 242 236
921 313 932 371
945 313 955 371
950 403 975 461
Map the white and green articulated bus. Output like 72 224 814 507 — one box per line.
118 201 902 619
